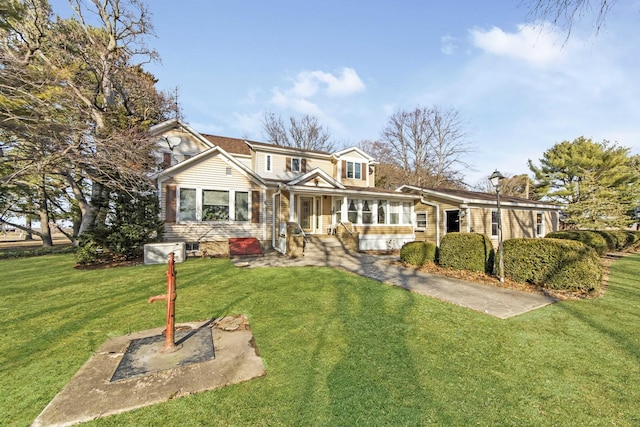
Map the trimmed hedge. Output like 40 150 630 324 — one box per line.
438 232 494 273
400 241 437 266
547 229 640 253
0 244 75 260
503 238 603 293
545 230 608 255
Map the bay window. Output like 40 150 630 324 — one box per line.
178 187 250 222
179 188 197 221
203 190 229 221
235 192 249 221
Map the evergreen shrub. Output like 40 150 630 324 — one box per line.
503 238 603 293
438 232 494 273
545 230 608 255
400 241 437 266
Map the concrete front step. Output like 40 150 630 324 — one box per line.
303 236 350 257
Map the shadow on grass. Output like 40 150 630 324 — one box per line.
553 277 640 365
323 281 442 424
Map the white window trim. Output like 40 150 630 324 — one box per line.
491 209 499 238
415 212 427 231
265 154 272 172
346 161 362 179
535 212 544 237
291 157 301 173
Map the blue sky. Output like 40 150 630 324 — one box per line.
53 0 640 186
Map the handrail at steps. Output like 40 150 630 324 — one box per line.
338 221 354 235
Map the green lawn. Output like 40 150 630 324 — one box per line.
2 254 640 426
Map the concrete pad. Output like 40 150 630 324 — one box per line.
32 316 265 427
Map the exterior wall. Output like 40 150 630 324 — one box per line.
413 196 558 248
469 206 558 247
160 154 268 245
155 130 208 166
413 204 438 243
253 150 334 181
353 225 414 251
413 197 462 244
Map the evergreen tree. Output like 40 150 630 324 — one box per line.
529 137 639 228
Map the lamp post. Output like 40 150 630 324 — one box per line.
489 170 505 282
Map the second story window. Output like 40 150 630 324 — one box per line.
266 155 272 172
291 157 301 172
347 161 361 179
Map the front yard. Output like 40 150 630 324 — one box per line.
2 253 639 426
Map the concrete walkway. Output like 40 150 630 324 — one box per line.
232 250 557 319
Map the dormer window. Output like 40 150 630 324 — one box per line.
347 161 361 179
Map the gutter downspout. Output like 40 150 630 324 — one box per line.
421 195 441 246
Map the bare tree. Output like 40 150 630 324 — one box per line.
474 173 537 199
525 0 617 36
262 112 334 152
374 106 473 189
0 0 172 245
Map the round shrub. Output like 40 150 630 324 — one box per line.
438 232 494 274
545 230 608 255
591 230 620 251
503 238 602 293
400 241 437 266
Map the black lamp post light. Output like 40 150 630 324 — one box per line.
489 169 505 282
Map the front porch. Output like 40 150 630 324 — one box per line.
273 188 417 252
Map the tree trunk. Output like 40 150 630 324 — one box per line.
38 181 53 246
25 216 33 240
39 210 53 246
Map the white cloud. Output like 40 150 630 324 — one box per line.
273 67 365 107
441 35 457 55
469 22 566 67
290 68 365 98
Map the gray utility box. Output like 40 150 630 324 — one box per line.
143 242 186 265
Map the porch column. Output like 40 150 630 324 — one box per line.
289 191 296 222
341 196 348 222
466 207 471 232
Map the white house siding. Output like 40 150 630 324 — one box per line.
253 150 334 180
353 225 414 251
160 154 268 244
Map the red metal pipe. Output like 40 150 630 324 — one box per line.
148 252 178 352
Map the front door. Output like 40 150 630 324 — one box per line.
300 197 313 233
446 210 460 233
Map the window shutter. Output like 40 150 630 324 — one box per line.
342 160 346 178
286 157 291 172
251 191 260 223
362 162 367 181
165 185 176 223
301 159 307 173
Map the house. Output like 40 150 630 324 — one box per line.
397 185 560 247
150 119 419 256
